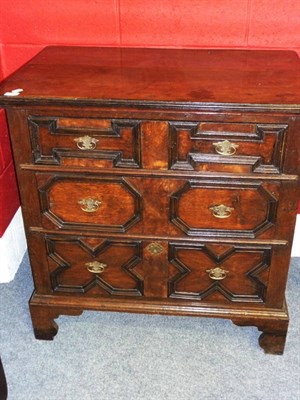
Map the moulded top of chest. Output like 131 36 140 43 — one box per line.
0 46 300 110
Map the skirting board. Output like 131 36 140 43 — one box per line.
292 214 300 257
0 208 299 283
0 208 27 283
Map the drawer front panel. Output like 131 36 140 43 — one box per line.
29 116 141 168
168 242 272 304
170 179 278 238
38 174 142 232
46 236 144 297
36 174 283 239
43 235 283 306
169 121 287 174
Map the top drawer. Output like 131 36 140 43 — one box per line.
28 114 289 174
29 116 142 169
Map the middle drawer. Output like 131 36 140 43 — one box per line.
36 173 283 240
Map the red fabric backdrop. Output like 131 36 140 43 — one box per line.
0 0 300 235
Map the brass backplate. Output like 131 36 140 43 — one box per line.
146 242 164 255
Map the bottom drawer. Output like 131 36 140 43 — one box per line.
42 235 286 305
168 242 272 303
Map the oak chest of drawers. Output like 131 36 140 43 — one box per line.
1 47 299 354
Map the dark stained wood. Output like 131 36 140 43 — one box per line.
46 235 144 297
141 121 169 170
37 174 142 232
170 179 278 238
0 47 300 106
31 172 291 242
258 332 287 355
143 240 169 298
169 121 287 174
168 242 272 303
233 315 289 355
1 46 300 354
29 302 59 340
29 302 83 340
28 116 142 168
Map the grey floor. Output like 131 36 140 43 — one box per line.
0 253 299 400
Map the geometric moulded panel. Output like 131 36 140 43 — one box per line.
29 116 142 168
168 242 272 303
169 121 287 174
46 236 143 296
170 179 278 238
39 175 142 233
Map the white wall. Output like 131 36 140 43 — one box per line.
0 208 27 282
292 214 300 257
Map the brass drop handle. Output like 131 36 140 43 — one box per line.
74 135 99 150
78 197 102 213
86 261 107 274
213 140 239 156
206 267 229 280
209 204 234 219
